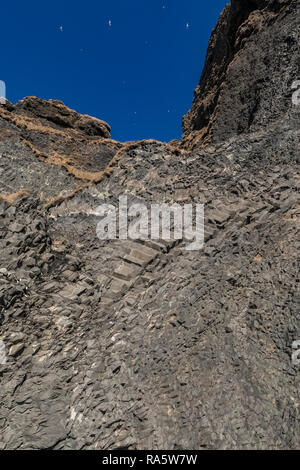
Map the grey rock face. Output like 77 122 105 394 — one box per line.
182 0 299 148
0 0 299 450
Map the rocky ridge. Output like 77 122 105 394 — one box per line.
182 0 299 148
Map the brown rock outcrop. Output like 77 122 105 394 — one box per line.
15 97 111 138
0 97 121 186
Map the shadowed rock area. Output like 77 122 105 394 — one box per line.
0 0 299 450
182 0 299 148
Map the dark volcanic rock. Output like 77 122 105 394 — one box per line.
0 0 299 451
15 97 111 138
182 0 299 148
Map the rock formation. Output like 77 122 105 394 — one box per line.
0 0 299 450
182 0 299 148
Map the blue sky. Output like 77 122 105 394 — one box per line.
1 0 228 142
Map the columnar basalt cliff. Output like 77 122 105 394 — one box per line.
0 0 299 450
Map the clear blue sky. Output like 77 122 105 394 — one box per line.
1 0 228 142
